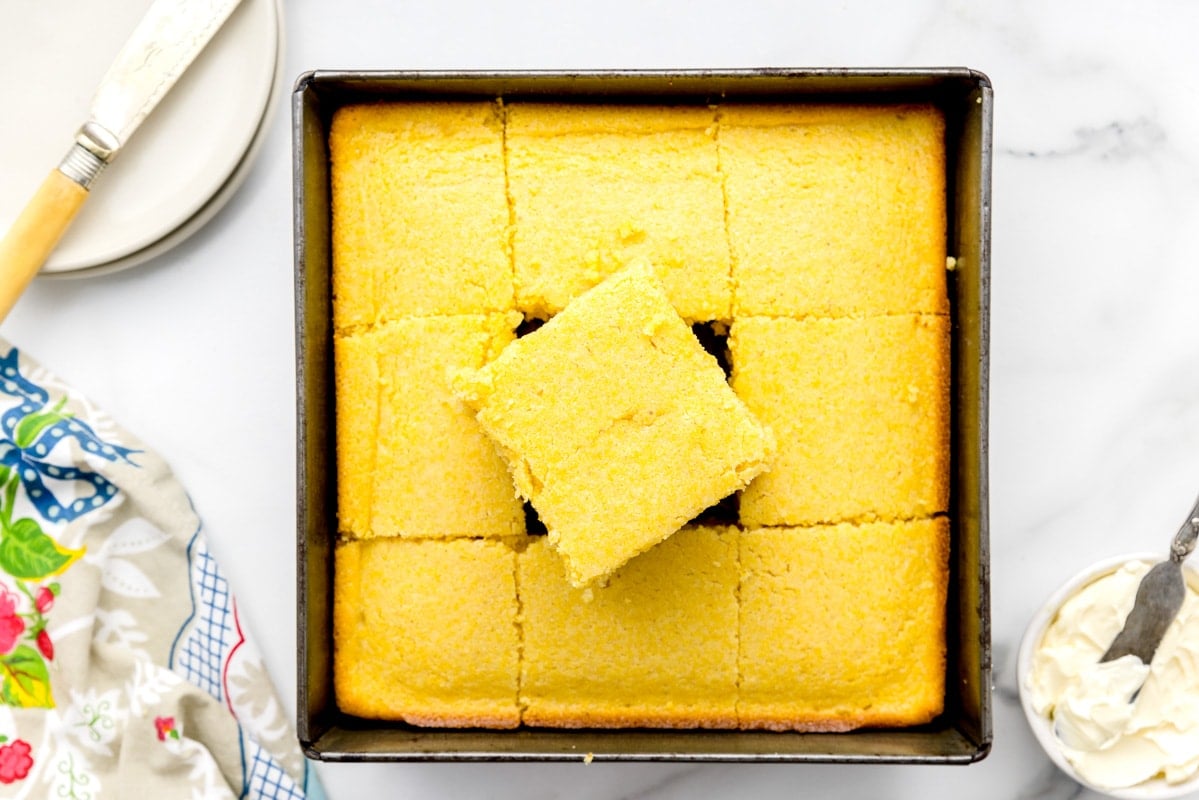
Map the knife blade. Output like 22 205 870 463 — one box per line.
1100 497 1199 665
0 0 245 322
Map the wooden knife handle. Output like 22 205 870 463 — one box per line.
0 169 89 323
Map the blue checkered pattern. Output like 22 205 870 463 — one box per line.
175 540 233 702
247 740 305 800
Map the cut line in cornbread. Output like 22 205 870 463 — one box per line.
730 313 949 528
330 102 513 327
519 527 739 727
335 313 525 540
720 104 947 318
334 537 521 727
738 518 949 731
507 104 731 322
454 263 774 586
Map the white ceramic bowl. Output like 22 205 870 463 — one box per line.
1018 553 1199 800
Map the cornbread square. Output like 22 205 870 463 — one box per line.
335 313 525 539
730 314 949 527
331 102 512 327
738 518 949 731
721 104 947 318
507 104 730 321
334 538 520 727
519 527 739 727
455 264 774 585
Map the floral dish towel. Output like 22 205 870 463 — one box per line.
0 340 324 799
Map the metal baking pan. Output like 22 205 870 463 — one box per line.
294 68 992 763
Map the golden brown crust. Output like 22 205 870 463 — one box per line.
737 690 944 732
395 711 521 730
522 708 739 730
336 693 522 730
737 717 862 733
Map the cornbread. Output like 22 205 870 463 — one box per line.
454 264 774 586
329 99 957 732
720 104 947 318
738 519 949 731
334 537 520 727
333 332 377 537
519 527 739 727
507 104 730 321
730 314 949 528
330 102 512 328
335 313 525 539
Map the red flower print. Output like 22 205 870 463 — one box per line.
0 589 25 655
35 586 55 615
154 716 179 741
36 630 53 661
0 738 32 783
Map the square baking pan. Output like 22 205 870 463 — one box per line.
294 68 992 763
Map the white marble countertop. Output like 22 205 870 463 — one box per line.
6 0 1199 797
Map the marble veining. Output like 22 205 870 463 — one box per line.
5 0 1199 797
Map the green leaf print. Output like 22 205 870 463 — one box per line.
0 517 83 580
12 396 70 449
0 644 53 708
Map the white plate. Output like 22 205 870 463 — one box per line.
0 0 280 275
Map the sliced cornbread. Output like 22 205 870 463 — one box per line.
720 104 947 318
454 264 774 586
507 104 730 321
335 313 525 539
334 537 521 727
519 527 739 727
328 99 958 732
330 102 512 327
730 314 949 528
738 518 949 731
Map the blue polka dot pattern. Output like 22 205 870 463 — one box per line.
0 347 141 523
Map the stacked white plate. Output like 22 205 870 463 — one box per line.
0 0 283 277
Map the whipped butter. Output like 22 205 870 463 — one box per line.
1028 561 1199 790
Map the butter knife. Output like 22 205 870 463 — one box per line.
0 0 244 322
1101 493 1199 665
